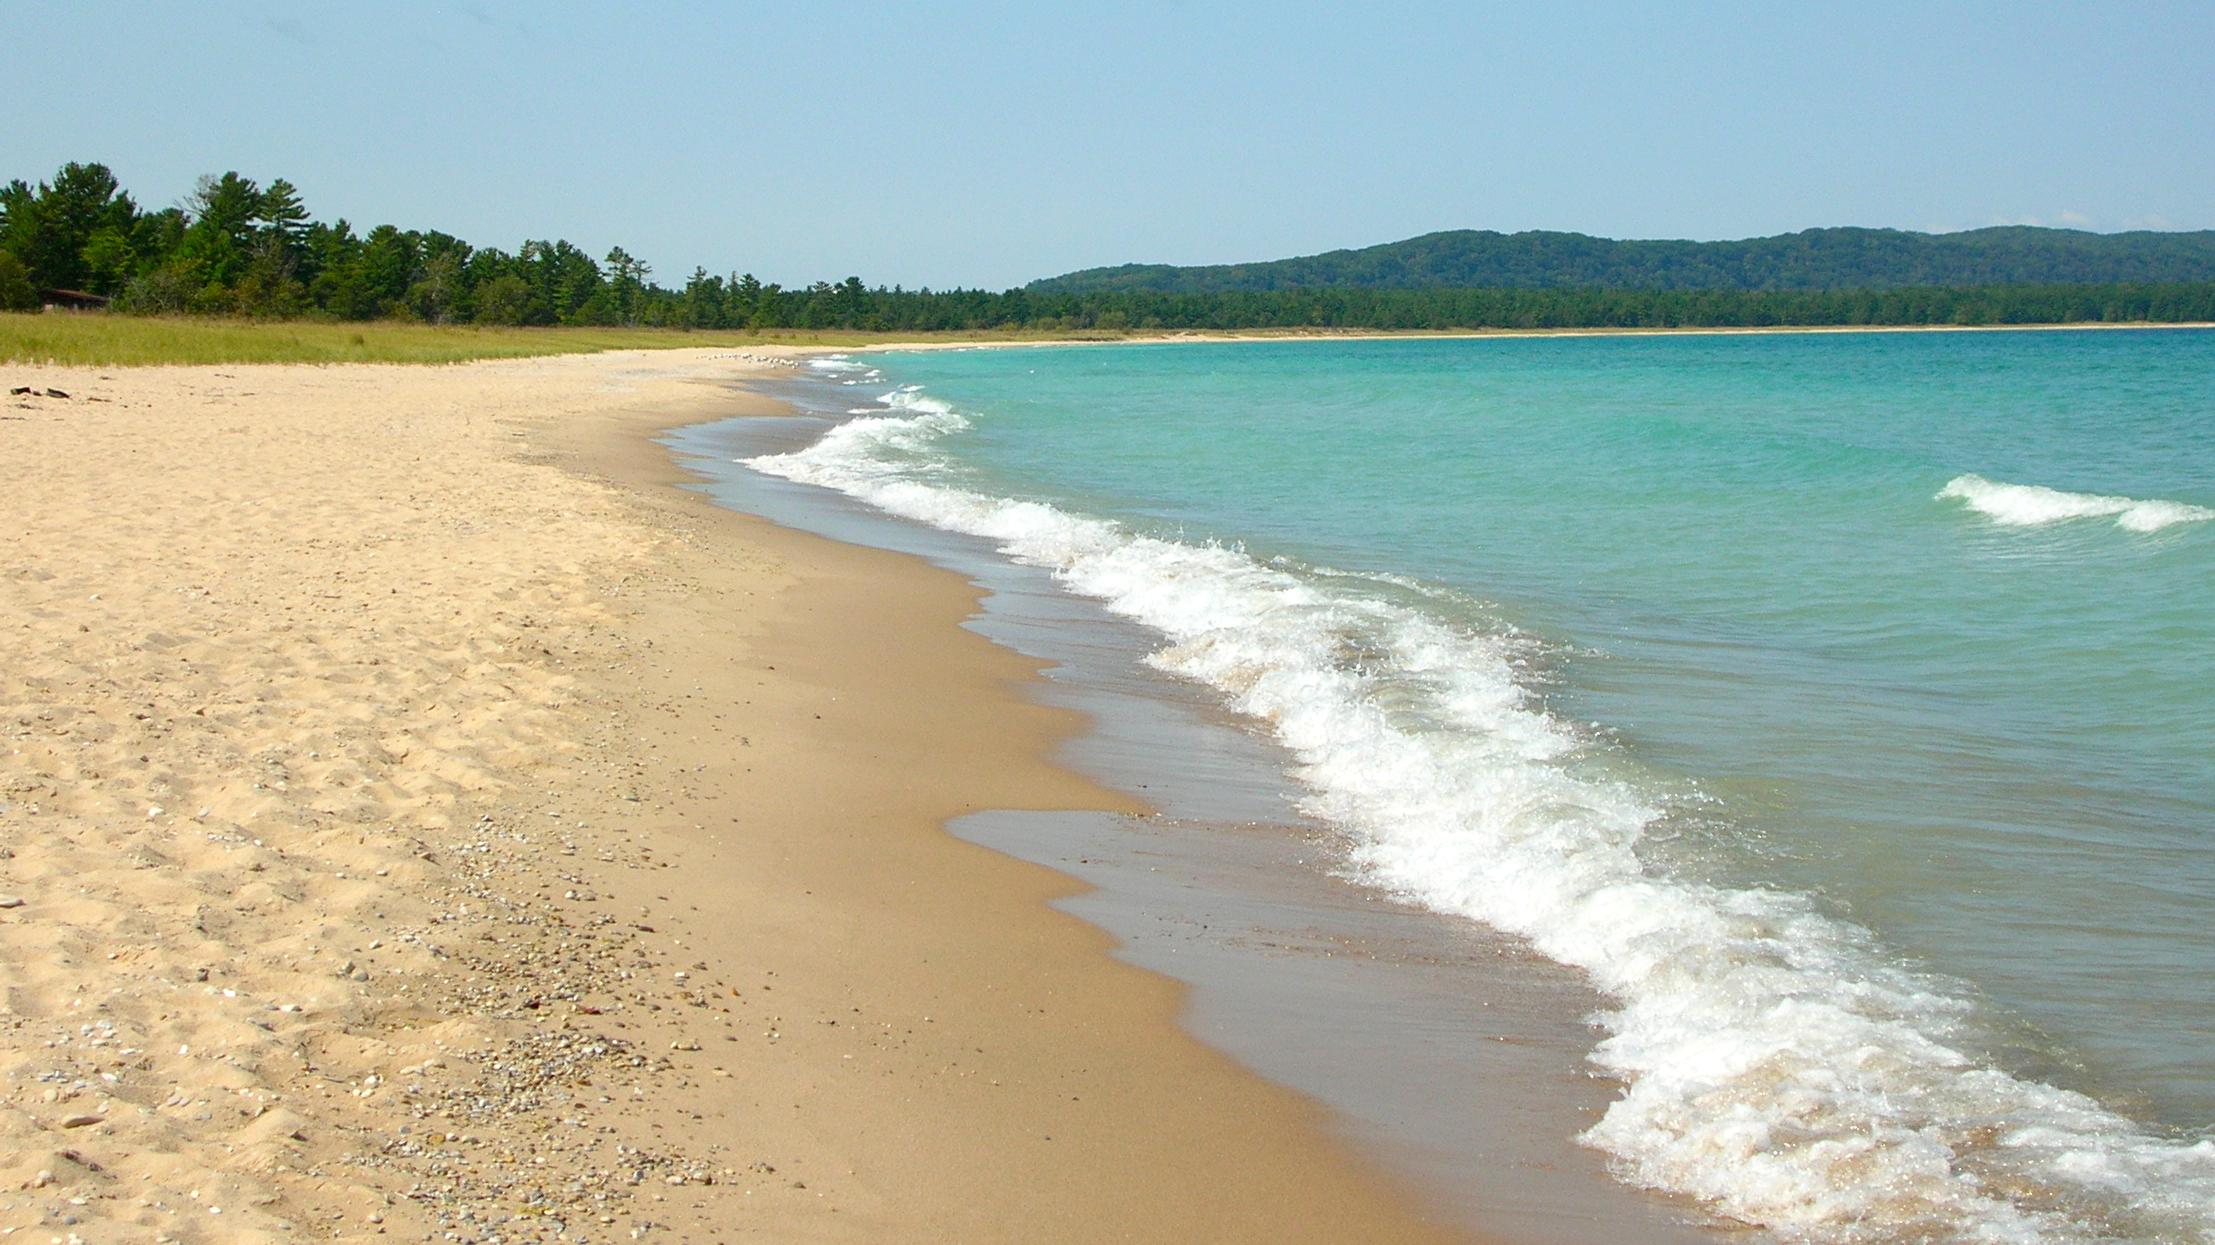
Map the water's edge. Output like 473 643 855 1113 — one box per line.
664 379 1737 1245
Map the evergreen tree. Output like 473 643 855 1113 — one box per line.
176 172 266 299
604 245 649 325
258 178 309 241
681 267 724 327
0 250 38 311
0 162 137 291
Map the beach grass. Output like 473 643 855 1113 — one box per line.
0 313 873 366
0 313 1143 367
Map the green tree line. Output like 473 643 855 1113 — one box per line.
6 162 2215 331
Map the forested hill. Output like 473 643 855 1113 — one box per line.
1028 227 2215 294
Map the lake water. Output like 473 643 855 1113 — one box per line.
749 330 2215 1244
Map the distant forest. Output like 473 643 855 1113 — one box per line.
5 162 2214 332
1031 226 2215 294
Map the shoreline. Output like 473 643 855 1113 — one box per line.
543 361 1482 1242
0 349 1475 1243
673 386 1736 1245
6 314 2210 373
559 362 1489 1244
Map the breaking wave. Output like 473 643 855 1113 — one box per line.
1939 474 2213 533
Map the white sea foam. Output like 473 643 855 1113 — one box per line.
1939 474 2214 533
751 390 2215 1243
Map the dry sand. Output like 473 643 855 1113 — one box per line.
0 350 1471 1243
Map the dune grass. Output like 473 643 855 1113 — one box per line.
0 313 889 366
0 313 1136 367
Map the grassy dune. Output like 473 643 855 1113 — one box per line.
0 313 926 366
0 314 1146 367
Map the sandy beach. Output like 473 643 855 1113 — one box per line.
0 349 1469 1243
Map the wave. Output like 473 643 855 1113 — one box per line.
1939 474 2214 533
808 355 886 386
749 388 2215 1243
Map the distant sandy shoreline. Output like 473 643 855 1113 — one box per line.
0 350 1469 1243
846 319 2215 355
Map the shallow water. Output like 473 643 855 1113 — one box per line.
747 331 2215 1244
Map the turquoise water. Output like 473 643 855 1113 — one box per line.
758 330 2215 1243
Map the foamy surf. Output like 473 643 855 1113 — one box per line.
1939 474 2214 533
808 355 886 386
749 386 2215 1244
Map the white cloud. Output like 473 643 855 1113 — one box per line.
1980 211 2102 230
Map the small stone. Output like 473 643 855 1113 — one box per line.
59 1113 104 1128
0 896 23 909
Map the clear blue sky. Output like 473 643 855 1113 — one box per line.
10 1 2213 289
